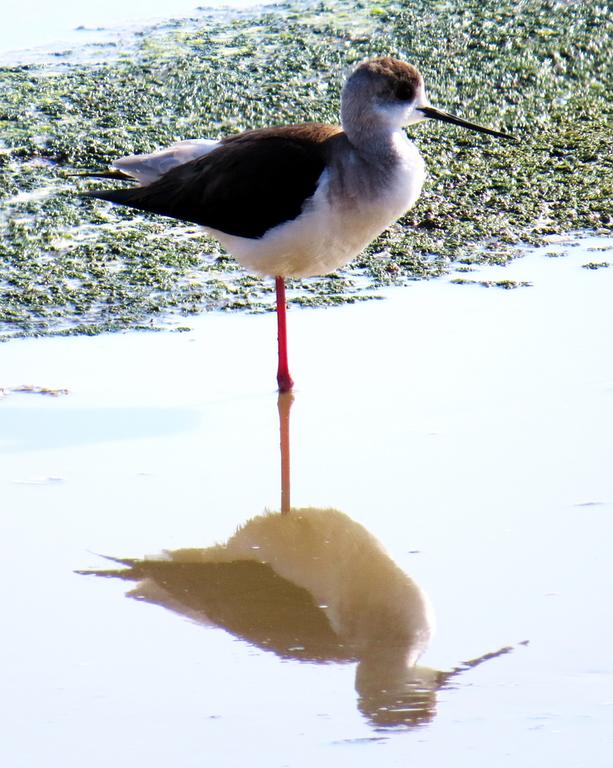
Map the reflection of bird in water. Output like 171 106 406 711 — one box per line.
80 393 518 727
80 506 514 728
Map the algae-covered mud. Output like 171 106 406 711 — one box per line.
0 0 610 338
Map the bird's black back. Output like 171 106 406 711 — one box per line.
85 124 343 239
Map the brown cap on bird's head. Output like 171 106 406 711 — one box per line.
350 57 424 105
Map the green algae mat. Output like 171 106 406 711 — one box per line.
1 0 611 338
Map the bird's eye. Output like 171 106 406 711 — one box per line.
395 82 415 102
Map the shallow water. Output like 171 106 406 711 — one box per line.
1 0 274 61
1 235 612 766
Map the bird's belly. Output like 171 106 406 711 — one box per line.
206 156 425 279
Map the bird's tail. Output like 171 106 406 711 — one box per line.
70 169 134 181
75 553 144 580
81 186 143 204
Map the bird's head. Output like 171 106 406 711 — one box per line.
341 57 515 142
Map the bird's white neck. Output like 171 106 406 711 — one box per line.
341 102 409 161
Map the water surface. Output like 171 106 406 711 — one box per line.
1 236 612 766
1 0 273 60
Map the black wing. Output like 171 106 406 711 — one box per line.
84 124 342 239
80 559 353 662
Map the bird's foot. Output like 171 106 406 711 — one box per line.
277 371 294 393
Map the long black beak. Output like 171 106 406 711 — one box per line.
418 105 516 141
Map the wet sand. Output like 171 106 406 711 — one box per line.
1 236 612 766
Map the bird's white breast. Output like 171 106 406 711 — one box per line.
207 131 425 278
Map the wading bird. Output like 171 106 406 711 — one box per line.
84 57 514 391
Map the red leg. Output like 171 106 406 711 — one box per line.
277 391 294 514
275 276 294 392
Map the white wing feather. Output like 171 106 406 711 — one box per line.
112 139 220 184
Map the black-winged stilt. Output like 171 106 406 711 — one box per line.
84 57 514 392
